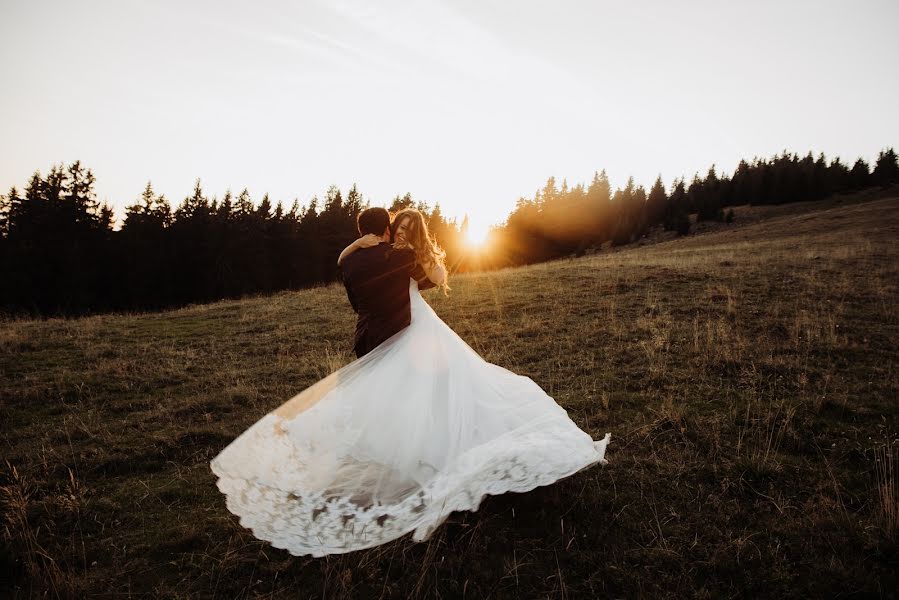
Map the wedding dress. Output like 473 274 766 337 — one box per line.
210 279 610 557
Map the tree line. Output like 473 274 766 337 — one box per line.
484 148 899 268
0 165 471 315
1 148 896 316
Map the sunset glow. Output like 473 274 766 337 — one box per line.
1 1 897 229
464 219 491 248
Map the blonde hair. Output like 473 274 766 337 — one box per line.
391 208 449 293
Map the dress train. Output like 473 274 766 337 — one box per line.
210 280 610 556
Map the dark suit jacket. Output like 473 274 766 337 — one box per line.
340 242 436 358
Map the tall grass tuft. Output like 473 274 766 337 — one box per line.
874 445 898 541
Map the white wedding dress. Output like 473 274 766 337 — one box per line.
210 279 610 557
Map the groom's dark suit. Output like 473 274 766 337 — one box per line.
340 242 436 358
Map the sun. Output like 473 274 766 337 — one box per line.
464 220 491 247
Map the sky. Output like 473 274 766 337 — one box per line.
2 0 897 234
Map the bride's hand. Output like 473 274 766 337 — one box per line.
338 233 381 266
357 234 381 248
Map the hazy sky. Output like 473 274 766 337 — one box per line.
2 0 897 233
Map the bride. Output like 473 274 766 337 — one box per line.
210 208 610 557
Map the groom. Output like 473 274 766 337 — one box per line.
340 207 435 358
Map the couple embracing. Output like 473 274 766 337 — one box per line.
338 207 447 359
210 206 610 557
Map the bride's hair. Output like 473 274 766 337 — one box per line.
391 208 449 292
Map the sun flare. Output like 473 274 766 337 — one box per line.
464 221 491 247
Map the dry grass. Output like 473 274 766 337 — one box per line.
2 192 898 598
874 445 898 541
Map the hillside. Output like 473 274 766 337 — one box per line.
2 194 897 598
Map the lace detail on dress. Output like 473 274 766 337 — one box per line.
211 411 610 557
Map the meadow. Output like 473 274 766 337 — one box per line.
2 190 897 598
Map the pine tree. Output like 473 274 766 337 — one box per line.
257 193 273 220
663 178 689 234
695 165 723 221
176 179 210 220
64 161 101 227
586 170 612 242
235 187 254 216
389 192 414 212
217 190 235 222
124 181 172 230
646 175 667 227
872 147 899 186
0 187 16 237
828 157 851 193
849 158 870 190
345 184 364 219
633 185 648 237
812 152 829 200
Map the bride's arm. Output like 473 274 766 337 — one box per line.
397 240 447 287
337 234 381 266
419 260 447 287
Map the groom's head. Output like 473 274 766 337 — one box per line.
357 207 391 241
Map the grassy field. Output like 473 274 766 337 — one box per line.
2 191 898 598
